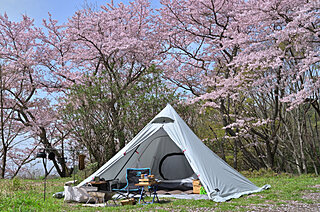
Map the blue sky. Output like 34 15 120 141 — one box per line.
0 0 161 26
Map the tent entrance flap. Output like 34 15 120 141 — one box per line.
159 153 194 180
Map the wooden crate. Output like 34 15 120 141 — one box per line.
139 178 156 185
139 178 154 182
192 179 201 186
193 185 201 194
193 179 202 194
121 198 136 205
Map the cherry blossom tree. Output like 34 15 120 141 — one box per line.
158 0 264 169
0 14 72 177
228 0 320 172
231 0 320 111
158 0 320 172
0 64 32 178
0 15 43 178
0 0 176 176
58 0 180 166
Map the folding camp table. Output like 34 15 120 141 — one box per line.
135 181 160 204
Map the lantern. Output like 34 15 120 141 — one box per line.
36 150 46 159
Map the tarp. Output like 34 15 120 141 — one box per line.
78 104 270 202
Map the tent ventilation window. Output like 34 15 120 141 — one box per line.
152 117 174 124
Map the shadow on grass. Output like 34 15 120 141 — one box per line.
157 199 172 204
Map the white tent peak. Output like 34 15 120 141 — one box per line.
152 104 175 119
78 104 270 202
151 104 177 123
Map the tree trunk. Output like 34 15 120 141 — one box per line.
1 147 7 178
0 67 6 179
295 110 307 174
233 139 238 169
39 127 71 177
283 112 302 174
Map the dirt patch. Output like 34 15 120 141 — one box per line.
241 186 320 212
302 193 320 201
277 200 320 212
303 184 320 201
246 194 265 199
311 184 320 188
240 200 320 212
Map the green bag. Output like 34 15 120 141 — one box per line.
200 186 207 194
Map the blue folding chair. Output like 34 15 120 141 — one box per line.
112 168 151 198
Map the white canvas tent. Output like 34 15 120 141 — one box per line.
78 104 270 202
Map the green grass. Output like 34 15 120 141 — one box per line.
0 173 319 211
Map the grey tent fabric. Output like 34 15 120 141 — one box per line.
78 104 270 202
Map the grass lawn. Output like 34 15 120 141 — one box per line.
0 172 319 211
